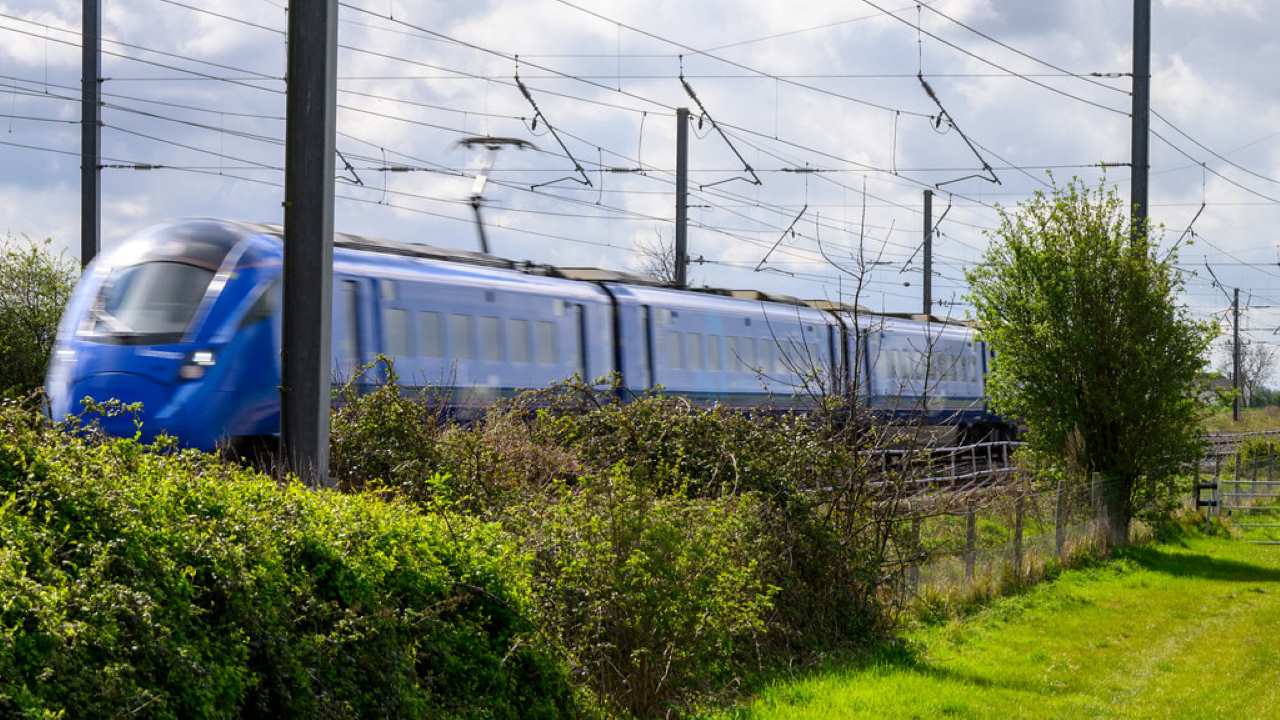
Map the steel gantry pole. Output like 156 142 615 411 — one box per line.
1234 287 1241 423
923 189 933 317
1131 0 1151 244
674 107 690 288
281 0 338 486
81 0 101 268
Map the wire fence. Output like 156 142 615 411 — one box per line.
894 429 1280 602
894 473 1120 602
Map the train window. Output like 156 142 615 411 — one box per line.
238 278 279 329
666 331 684 369
535 320 557 365
384 308 411 356
419 312 444 358
778 341 796 373
686 332 703 371
338 280 360 361
759 341 774 374
742 337 757 370
508 319 531 364
707 336 721 371
99 261 214 337
449 314 475 361
479 316 502 362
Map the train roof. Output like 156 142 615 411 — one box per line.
602 282 834 326
155 220 972 329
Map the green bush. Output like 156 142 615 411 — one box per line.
328 378 902 717
0 236 76 396
329 359 447 497
0 399 576 719
511 464 778 718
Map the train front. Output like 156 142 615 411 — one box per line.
45 220 282 450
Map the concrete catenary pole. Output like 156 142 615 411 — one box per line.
281 0 339 486
674 107 690 288
1131 0 1151 244
81 0 101 268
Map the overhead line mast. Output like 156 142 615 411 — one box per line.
1131 0 1151 244
81 0 101 267
281 0 339 486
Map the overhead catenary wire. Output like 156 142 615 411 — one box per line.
856 0 1129 117
6 0 1271 315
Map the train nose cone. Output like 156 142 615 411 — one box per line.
70 372 171 441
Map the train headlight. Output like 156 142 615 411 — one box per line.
178 350 217 380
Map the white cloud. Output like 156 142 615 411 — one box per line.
0 0 1275 321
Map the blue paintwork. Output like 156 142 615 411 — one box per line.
47 219 1008 450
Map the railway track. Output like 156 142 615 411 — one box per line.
1203 430 1280 457
868 440 1026 495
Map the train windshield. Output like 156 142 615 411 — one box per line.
87 261 214 341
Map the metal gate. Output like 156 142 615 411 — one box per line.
1197 432 1280 544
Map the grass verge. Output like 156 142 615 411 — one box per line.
710 529 1280 720
1204 406 1280 433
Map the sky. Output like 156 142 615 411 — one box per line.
0 0 1278 366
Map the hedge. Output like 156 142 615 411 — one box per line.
0 400 577 719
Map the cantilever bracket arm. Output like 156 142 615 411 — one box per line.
515 72 592 189
918 73 1000 188
680 71 762 189
755 204 807 272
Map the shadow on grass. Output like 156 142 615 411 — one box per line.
716 637 1051 719
716 537 1278 718
862 640 1048 695
1119 545 1280 582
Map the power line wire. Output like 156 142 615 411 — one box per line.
857 0 1129 117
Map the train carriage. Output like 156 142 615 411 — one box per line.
47 219 1010 450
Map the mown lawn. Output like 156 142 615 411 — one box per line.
715 530 1280 719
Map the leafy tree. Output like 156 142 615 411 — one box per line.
966 179 1215 548
0 236 77 396
1216 339 1277 408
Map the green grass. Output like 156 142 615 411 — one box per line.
1204 406 1280 433
713 530 1280 719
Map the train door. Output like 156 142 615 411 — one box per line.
572 303 588 380
641 305 655 390
333 277 375 385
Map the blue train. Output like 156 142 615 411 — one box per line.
46 219 1008 451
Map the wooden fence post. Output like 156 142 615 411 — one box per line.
965 502 976 583
1251 452 1259 502
908 515 922 597
1055 478 1067 561
1013 482 1025 582
1213 455 1222 520
1090 471 1102 539
1234 451 1242 513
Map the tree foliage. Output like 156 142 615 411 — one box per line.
1217 339 1277 408
0 236 77 396
966 178 1215 547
